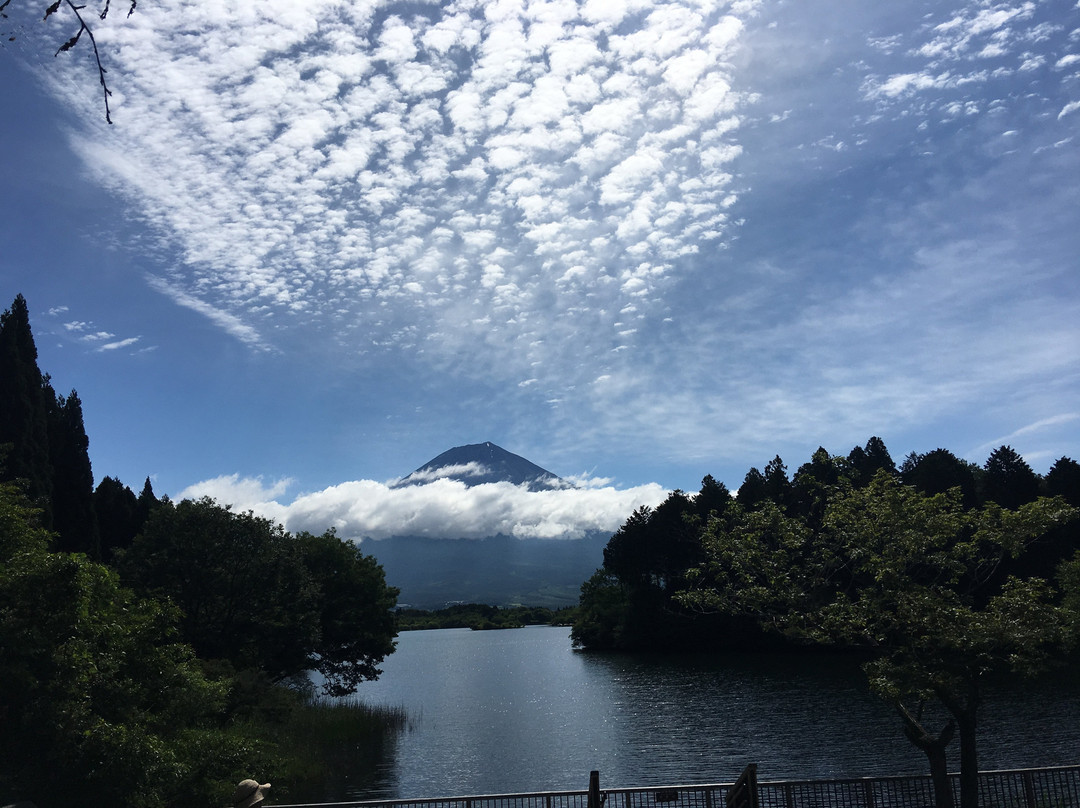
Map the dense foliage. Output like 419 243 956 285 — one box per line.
117 499 399 697
573 437 1080 808
0 480 283 806
0 295 401 806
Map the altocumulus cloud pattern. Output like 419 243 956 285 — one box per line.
76 0 754 380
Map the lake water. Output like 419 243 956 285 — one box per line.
322 626 1080 801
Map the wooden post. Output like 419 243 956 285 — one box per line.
588 771 605 808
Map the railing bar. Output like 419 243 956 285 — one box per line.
269 765 1080 808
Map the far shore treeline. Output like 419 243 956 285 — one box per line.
3 292 1079 808
396 603 576 631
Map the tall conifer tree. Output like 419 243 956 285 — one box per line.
47 386 100 556
0 295 53 523
1 296 99 554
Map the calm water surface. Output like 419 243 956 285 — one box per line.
323 626 1080 801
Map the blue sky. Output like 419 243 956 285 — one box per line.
2 0 1078 540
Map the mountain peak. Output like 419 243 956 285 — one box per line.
397 442 564 490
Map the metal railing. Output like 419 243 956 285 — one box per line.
270 764 1080 808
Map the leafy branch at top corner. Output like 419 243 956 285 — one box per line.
41 0 137 124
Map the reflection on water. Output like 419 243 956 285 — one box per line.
321 626 1080 801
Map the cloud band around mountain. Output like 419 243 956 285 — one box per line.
178 474 669 540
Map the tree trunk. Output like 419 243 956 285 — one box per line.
940 685 980 808
896 701 955 808
956 707 979 808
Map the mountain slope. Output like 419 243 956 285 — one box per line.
396 441 564 490
369 531 608 609
366 442 603 608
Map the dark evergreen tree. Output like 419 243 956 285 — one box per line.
648 490 701 591
763 455 792 508
602 505 654 586
736 466 767 509
136 476 160 528
694 474 732 521
982 445 1041 510
846 436 896 486
901 448 980 508
46 386 99 557
94 476 140 561
792 447 843 527
1044 457 1080 507
0 295 53 518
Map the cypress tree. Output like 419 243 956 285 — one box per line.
48 387 100 557
983 445 1041 510
136 476 159 529
94 476 140 562
0 295 53 523
1044 457 1080 507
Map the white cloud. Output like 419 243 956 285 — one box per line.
1059 99 1080 118
397 463 493 484
178 474 669 541
145 276 269 350
97 337 142 351
37 0 755 392
179 474 296 510
59 318 147 353
970 414 1080 458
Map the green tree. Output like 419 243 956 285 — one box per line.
1044 457 1080 506
812 478 1075 808
762 455 792 508
0 296 100 555
120 497 398 693
694 474 732 521
900 448 980 508
647 489 702 592
120 497 321 682
601 505 654 586
0 481 272 807
791 447 844 527
571 568 632 649
295 529 399 697
680 474 1078 808
136 474 160 523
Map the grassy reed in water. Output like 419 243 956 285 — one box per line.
269 695 409 802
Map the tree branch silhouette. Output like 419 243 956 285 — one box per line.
2 0 137 123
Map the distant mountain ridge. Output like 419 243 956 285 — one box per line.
396 441 565 490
